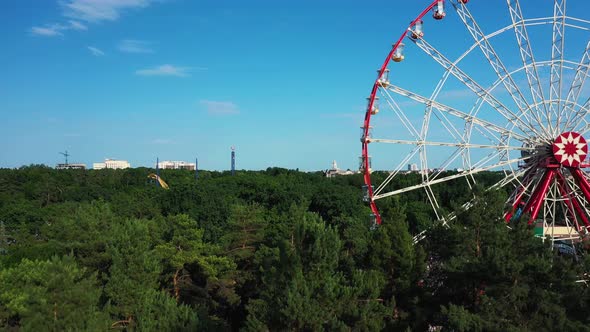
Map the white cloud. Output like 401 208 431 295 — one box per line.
61 0 152 23
136 64 191 77
87 46 105 56
69 20 87 30
118 39 153 53
30 20 88 37
30 0 152 37
200 100 240 115
30 23 67 37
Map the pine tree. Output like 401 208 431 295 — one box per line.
0 255 109 330
132 290 199 331
155 214 234 304
427 189 590 331
104 219 162 325
245 212 389 331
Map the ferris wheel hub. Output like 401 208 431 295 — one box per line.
552 132 588 168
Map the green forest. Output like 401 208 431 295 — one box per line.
1 166 590 331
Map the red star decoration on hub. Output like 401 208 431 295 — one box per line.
552 132 588 167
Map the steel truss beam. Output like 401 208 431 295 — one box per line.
411 36 543 139
550 0 567 135
507 0 551 134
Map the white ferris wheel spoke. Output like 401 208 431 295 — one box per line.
496 167 529 190
507 0 552 136
550 0 567 134
413 166 529 244
467 148 508 172
378 88 421 140
368 138 531 151
451 0 546 137
465 59 590 144
371 142 511 198
570 97 590 134
373 146 421 196
410 36 544 139
373 156 528 200
385 84 529 142
424 182 443 221
562 41 590 131
383 86 464 142
427 148 464 183
563 17 590 35
504 166 538 203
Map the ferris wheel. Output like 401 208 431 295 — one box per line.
361 0 590 244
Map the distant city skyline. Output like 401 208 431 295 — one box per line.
51 155 346 172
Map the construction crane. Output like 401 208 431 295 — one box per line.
59 150 70 165
147 173 170 189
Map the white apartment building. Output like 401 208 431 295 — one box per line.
157 160 196 170
93 159 131 170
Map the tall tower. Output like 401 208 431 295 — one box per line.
195 157 199 180
231 146 236 176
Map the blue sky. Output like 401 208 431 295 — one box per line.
1 1 589 171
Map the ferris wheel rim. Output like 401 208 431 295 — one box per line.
362 0 441 224
361 0 590 242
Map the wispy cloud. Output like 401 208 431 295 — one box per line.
200 100 240 115
30 23 67 37
87 46 105 56
31 0 153 37
61 0 152 23
30 20 88 37
118 39 154 53
68 20 87 30
136 64 191 77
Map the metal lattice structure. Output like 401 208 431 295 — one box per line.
231 146 236 176
361 0 590 244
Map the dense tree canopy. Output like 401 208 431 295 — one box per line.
0 166 589 330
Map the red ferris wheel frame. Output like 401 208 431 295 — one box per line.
362 0 444 225
361 0 590 239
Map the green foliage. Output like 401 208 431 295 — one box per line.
1 166 590 330
104 219 162 320
424 190 590 331
132 290 199 331
245 212 390 331
157 214 233 277
222 203 267 263
0 255 109 331
441 304 484 332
